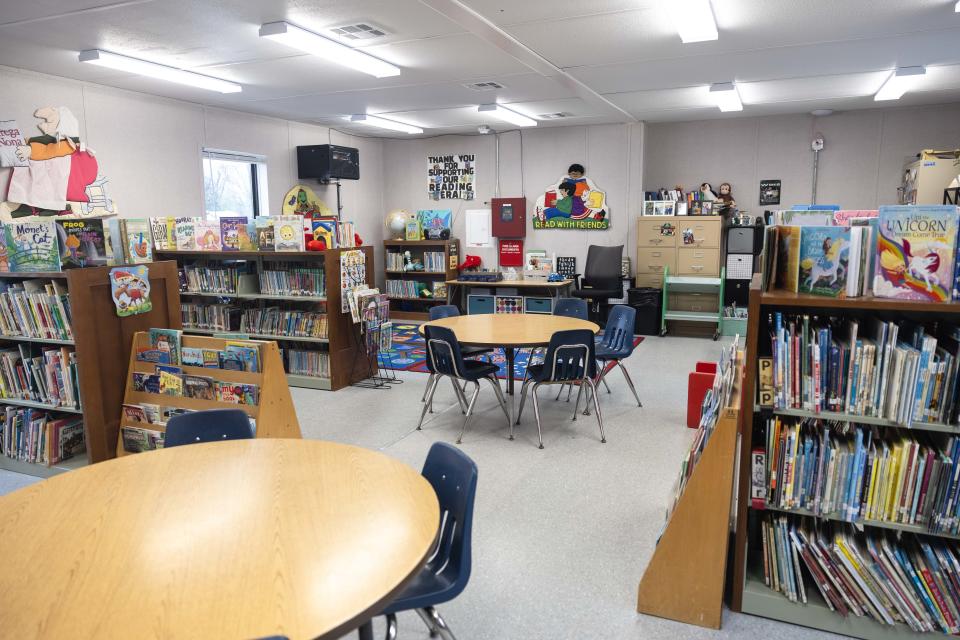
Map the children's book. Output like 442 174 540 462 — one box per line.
122 403 148 423
219 349 245 371
149 218 169 250
797 226 851 297
225 341 261 373
158 369 183 396
201 348 221 368
140 403 161 424
405 219 421 241
774 226 801 293
149 328 182 365
874 205 959 302
124 218 153 263
133 373 161 394
175 217 199 251
218 216 248 251
274 216 304 251
121 426 165 453
181 347 204 367
254 217 275 251
56 219 111 268
183 374 215 400
194 220 222 251
311 217 338 250
5 220 60 272
239 221 257 250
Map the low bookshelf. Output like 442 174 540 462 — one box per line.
155 247 374 391
732 279 960 640
383 239 459 321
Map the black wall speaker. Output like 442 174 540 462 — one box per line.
297 144 359 181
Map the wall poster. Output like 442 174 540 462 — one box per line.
534 166 609 230
428 154 475 200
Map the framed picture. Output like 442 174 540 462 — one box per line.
702 201 714 215
759 179 781 206
675 202 688 216
643 201 656 216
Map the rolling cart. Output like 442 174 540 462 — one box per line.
660 266 726 340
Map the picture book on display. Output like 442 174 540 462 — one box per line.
148 328 182 366
254 218 275 251
273 216 303 251
797 226 850 297
774 226 801 293
56 219 111 268
219 216 248 251
874 205 959 303
175 217 199 251
150 218 170 250
123 218 153 263
121 426 164 453
5 220 60 272
311 217 338 250
238 221 257 250
194 220 222 251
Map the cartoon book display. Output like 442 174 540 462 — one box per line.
254 217 275 251
311 217 338 250
174 217 199 251
56 219 112 268
797 226 850 297
874 205 959 303
123 218 153 264
219 216 248 251
194 220 222 251
5 220 60 272
273 216 304 251
774 226 801 293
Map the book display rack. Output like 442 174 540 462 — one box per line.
383 239 459 321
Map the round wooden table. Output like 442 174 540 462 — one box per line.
421 314 600 394
0 439 439 640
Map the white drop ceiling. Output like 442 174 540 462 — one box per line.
1 0 959 136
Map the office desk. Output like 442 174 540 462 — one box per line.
0 439 439 640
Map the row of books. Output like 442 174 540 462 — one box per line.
764 313 960 425
762 417 960 535
181 303 240 332
386 252 406 271
385 279 430 298
259 265 325 297
0 408 84 465
0 346 80 409
151 215 357 253
0 279 73 341
239 308 328 339
285 349 330 378
385 251 447 272
759 512 960 634
135 328 261 373
181 264 243 294
133 363 260 405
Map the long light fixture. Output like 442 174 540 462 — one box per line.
710 82 742 112
347 114 423 134
78 49 241 93
477 104 537 127
259 21 400 78
955 0 959 12
670 0 718 43
874 66 926 101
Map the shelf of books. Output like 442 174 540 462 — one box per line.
119 330 300 455
382 239 459 320
732 204 960 640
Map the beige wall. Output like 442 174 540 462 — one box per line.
643 104 960 212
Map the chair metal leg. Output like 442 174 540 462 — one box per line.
572 381 584 421
566 382 574 401
421 373 434 402
531 381 544 449
450 377 468 414
422 606 456 640
456 382 480 444
484 374 512 430
586 377 606 443
583 378 592 416
417 375 441 430
515 379 532 430
384 613 398 640
601 376 611 393
555 383 565 401
618 361 643 407
415 608 440 638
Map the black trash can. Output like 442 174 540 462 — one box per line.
628 287 661 336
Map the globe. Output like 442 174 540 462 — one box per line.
385 209 410 240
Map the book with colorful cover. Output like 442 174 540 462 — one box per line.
417 210 452 239
158 369 183 396
218 349 244 371
183 374 215 400
774 226 801 293
225 341 260 373
140 403 161 424
216 381 259 405
274 216 304 251
5 220 60 272
874 205 959 303
56 219 112 268
175 217 199 251
238 221 257 250
798 226 851 297
201 349 221 368
181 347 204 367
122 403 148 423
133 372 161 394
218 216 248 251
254 217 275 251
124 218 153 263
149 217 169 250
194 220 222 251
311 217 338 250
121 426 164 453
148 328 182 365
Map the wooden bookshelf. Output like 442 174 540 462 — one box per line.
0 261 182 477
155 247 374 391
731 277 960 639
382 239 459 321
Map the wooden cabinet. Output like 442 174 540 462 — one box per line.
636 215 723 287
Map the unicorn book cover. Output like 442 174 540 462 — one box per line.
798 226 850 297
874 205 959 302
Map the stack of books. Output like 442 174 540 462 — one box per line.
182 264 241 294
1 407 84 465
285 349 330 378
259 264 325 297
0 280 73 341
239 308 328 338
0 346 80 408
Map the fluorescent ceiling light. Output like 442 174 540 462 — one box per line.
477 104 537 127
670 0 718 43
259 21 400 78
956 0 959 11
874 66 926 101
710 82 742 112
78 49 241 93
348 114 422 134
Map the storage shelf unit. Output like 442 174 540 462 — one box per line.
660 266 726 339
156 247 374 391
636 214 723 288
382 239 459 321
731 278 960 639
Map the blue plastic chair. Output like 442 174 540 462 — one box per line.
419 325 511 443
552 298 588 320
515 329 604 449
429 305 495 360
163 409 254 447
594 305 642 407
381 442 478 640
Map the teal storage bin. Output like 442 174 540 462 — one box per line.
524 297 553 314
467 295 495 314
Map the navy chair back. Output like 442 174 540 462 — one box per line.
424 324 467 378
541 329 596 381
599 305 637 355
164 409 254 448
552 298 588 320
429 305 461 320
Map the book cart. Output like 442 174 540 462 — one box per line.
636 346 743 628
0 261 181 477
383 239 459 321
118 331 301 457
731 279 960 639
155 247 374 391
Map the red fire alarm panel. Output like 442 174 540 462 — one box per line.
491 197 526 238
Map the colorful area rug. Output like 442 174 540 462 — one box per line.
381 323 643 380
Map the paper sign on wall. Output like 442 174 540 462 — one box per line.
428 154 475 200
498 239 523 267
465 209 492 247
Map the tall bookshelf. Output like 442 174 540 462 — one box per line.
154 247 374 391
383 239 459 320
0 261 182 477
731 278 960 640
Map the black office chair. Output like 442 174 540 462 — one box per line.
571 245 624 323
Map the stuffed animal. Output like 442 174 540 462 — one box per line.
306 239 325 251
458 255 481 271
700 183 718 201
716 182 735 212
403 250 424 272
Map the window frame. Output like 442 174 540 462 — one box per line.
201 148 269 220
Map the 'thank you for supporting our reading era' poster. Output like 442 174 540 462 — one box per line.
428 154 475 201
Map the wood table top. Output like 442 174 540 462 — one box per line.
445 278 573 288
0 439 439 640
421 314 599 347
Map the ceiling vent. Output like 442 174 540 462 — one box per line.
538 112 570 120
464 81 505 91
328 22 390 41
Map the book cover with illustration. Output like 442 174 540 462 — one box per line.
175 217 199 251
5 220 60 272
149 218 169 250
219 216 248 251
183 374 215 400
56 219 112 268
124 218 153 263
274 216 304 251
774 226 801 293
238 221 257 250
311 217 338 250
874 205 959 302
797 226 850 297
194 220 222 251
254 217 275 251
